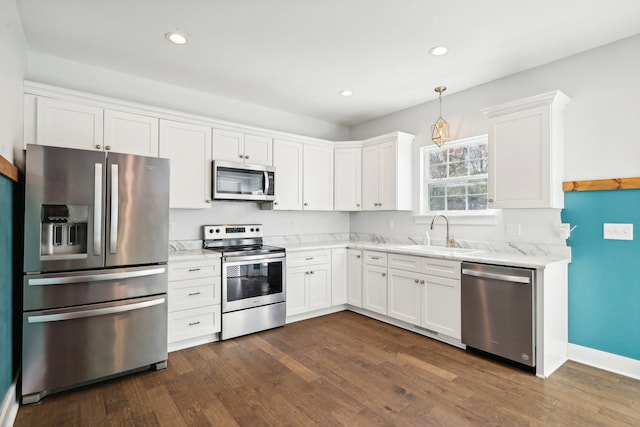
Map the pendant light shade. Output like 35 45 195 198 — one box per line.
431 86 450 148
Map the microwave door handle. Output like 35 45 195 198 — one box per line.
264 171 269 195
110 163 118 254
93 163 102 255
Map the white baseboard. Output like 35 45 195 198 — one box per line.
568 343 640 380
0 380 18 427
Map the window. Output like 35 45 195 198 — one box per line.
421 135 488 214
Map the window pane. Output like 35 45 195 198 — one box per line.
447 196 466 210
430 196 445 211
429 184 446 197
430 164 446 179
467 180 487 195
429 150 445 165
449 146 468 162
447 182 466 196
468 195 487 210
448 161 468 178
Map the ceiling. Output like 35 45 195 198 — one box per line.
15 0 640 126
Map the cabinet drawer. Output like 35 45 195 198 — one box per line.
169 277 220 312
388 253 422 272
169 259 220 281
168 305 220 342
363 251 387 267
287 250 331 267
420 258 461 279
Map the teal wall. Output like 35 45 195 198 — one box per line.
0 174 13 400
562 189 640 360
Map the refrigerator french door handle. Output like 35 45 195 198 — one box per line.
110 163 119 254
93 163 103 255
27 266 166 286
27 297 166 324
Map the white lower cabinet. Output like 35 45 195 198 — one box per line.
362 251 388 315
387 268 424 325
286 250 331 317
167 254 221 351
347 249 363 307
387 253 461 340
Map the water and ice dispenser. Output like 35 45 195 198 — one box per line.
40 204 89 259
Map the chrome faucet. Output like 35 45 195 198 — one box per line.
430 214 455 247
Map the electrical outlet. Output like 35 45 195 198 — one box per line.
388 220 394 230
506 222 521 237
603 223 633 240
168 222 175 233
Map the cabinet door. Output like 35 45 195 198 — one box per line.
362 264 387 315
303 144 334 210
159 120 212 209
286 266 309 316
334 147 362 211
244 134 273 166
347 249 363 307
273 139 303 210
422 275 461 339
488 105 551 208
331 249 347 306
378 141 397 210
387 269 422 325
361 144 380 210
212 129 243 163
36 97 104 151
308 264 331 312
104 110 159 156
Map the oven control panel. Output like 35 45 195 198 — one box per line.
203 224 263 239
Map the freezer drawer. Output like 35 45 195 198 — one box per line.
22 295 168 404
23 265 168 311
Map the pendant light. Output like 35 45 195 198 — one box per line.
431 86 450 148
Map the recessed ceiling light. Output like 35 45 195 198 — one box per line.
165 31 188 45
429 46 448 56
339 90 353 97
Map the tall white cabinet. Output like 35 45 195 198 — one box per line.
361 132 413 211
334 145 362 211
159 120 212 209
483 90 571 209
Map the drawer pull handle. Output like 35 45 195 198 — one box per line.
188 321 201 326
188 268 201 272
371 256 380 260
305 257 314 260
188 292 201 296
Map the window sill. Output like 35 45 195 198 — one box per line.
414 210 500 226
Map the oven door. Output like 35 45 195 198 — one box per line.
222 253 285 313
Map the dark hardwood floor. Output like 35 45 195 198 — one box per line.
14 311 640 426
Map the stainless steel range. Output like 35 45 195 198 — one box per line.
203 224 286 340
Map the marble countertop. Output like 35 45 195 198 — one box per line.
282 241 570 269
168 249 221 261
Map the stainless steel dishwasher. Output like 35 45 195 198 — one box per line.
461 262 535 367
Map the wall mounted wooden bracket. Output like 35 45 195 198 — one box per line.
0 155 18 183
563 177 640 192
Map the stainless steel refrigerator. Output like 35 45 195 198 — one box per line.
22 144 170 404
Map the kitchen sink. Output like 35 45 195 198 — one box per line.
394 245 484 256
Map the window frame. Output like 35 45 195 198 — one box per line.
418 134 497 223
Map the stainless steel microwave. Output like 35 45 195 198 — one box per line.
212 160 275 201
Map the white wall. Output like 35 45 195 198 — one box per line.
26 53 350 141
170 203 349 240
349 34 640 246
0 0 27 166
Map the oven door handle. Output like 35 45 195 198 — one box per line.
223 253 285 263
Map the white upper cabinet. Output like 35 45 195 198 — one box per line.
159 119 212 209
271 139 333 211
212 129 272 166
361 132 413 211
32 97 104 151
272 139 304 210
104 110 159 156
334 146 362 211
303 143 334 210
483 90 571 209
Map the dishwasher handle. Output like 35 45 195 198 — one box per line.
462 268 531 284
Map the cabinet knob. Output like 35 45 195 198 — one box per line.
304 202 308 206
356 255 361 259
414 279 419 283
420 280 425 284
356 203 360 207
206 199 211 203
95 145 101 150
239 154 245 159
245 155 250 160
105 145 111 151
274 202 279 206
488 198 494 203
381 273 386 277
310 271 315 274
